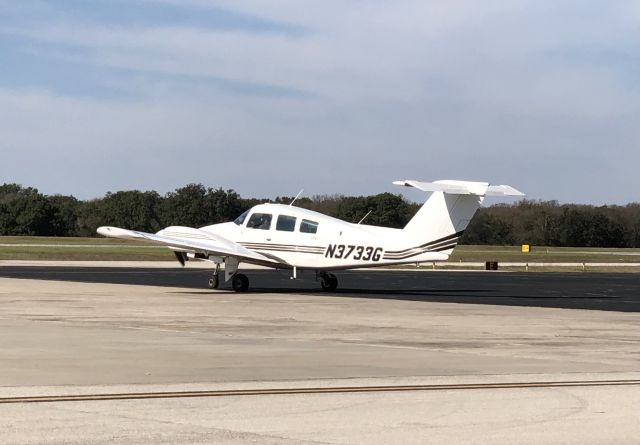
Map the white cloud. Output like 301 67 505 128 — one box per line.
1 1 639 203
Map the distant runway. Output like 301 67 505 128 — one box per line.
1 266 639 312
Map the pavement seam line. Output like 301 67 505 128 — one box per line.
3 379 640 404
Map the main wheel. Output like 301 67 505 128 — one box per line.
320 273 338 291
231 273 250 292
208 275 219 289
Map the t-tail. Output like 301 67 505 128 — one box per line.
394 180 525 255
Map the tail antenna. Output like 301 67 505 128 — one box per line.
289 189 304 206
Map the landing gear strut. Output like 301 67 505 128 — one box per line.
208 264 220 289
231 273 250 292
319 272 338 292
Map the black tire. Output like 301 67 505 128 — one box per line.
208 275 219 289
231 273 249 292
320 273 338 291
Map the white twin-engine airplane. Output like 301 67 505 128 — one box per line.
98 180 523 292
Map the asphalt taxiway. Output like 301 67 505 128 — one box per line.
1 267 639 443
1 266 639 311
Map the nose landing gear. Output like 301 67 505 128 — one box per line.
208 264 220 289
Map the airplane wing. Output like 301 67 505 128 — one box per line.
97 225 280 266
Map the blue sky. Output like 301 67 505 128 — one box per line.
1 0 639 204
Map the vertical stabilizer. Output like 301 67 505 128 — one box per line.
394 179 523 254
403 191 483 253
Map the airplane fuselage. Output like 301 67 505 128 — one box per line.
188 203 451 270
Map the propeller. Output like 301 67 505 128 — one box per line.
174 251 187 267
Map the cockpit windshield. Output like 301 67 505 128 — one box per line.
247 213 272 230
233 210 250 226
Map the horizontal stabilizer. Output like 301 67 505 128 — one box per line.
393 180 524 197
485 185 526 197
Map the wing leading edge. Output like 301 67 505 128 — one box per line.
97 225 280 266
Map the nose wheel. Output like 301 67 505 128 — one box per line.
208 264 220 289
320 273 338 291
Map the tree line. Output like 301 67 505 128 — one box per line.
1 183 638 247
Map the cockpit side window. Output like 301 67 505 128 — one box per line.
233 210 250 226
276 215 297 232
247 213 272 230
300 219 318 234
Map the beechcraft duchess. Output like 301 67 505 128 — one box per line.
98 180 523 291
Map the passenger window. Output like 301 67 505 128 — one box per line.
233 210 250 226
300 219 318 234
247 213 272 230
276 215 297 232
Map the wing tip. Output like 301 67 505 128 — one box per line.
96 226 143 239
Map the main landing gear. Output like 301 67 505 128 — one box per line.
207 271 249 292
207 267 335 293
319 272 338 292
231 273 249 292
206 260 250 292
207 265 250 292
